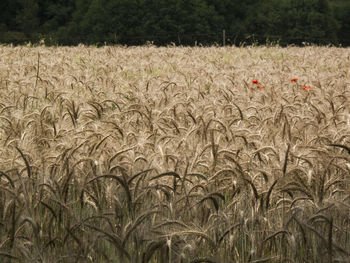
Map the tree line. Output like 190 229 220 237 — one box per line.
1 0 350 46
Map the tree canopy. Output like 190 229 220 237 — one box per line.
0 0 348 46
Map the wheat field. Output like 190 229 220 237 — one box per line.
0 44 349 262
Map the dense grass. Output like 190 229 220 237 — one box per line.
0 45 349 262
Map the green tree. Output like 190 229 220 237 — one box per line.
40 0 75 33
57 0 92 44
242 0 338 45
283 0 338 44
1 0 23 31
105 0 223 45
243 0 285 43
1 0 347 46
331 0 350 45
16 0 40 36
203 0 251 43
79 0 111 43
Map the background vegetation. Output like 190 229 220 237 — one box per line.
0 0 350 46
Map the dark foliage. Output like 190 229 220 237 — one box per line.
0 0 348 46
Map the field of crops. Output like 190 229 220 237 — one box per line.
0 44 349 262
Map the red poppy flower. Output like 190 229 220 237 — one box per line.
291 78 298 82
258 85 266 89
301 85 311 92
252 80 258 84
